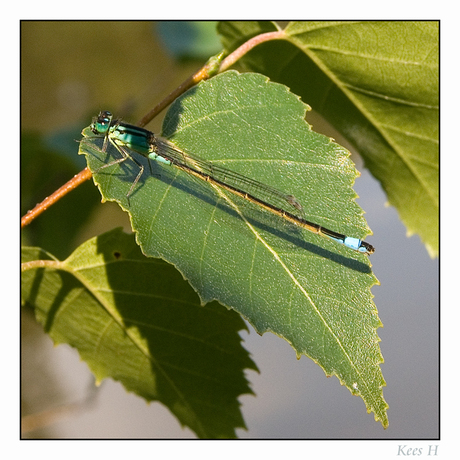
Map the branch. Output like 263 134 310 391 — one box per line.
21 168 92 228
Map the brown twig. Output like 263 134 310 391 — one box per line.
137 30 286 127
136 52 225 128
21 168 93 228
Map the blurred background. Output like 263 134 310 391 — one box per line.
21 21 438 439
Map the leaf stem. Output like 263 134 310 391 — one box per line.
219 30 286 72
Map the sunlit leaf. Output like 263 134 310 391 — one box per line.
218 21 439 257
80 71 387 427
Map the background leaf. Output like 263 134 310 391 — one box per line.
218 21 439 257
21 228 257 439
80 71 387 427
156 21 222 60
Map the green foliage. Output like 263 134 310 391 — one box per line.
21 229 256 438
218 21 439 257
20 21 439 436
80 71 387 427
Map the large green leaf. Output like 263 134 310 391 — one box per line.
218 21 439 257
80 71 387 427
21 228 256 439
